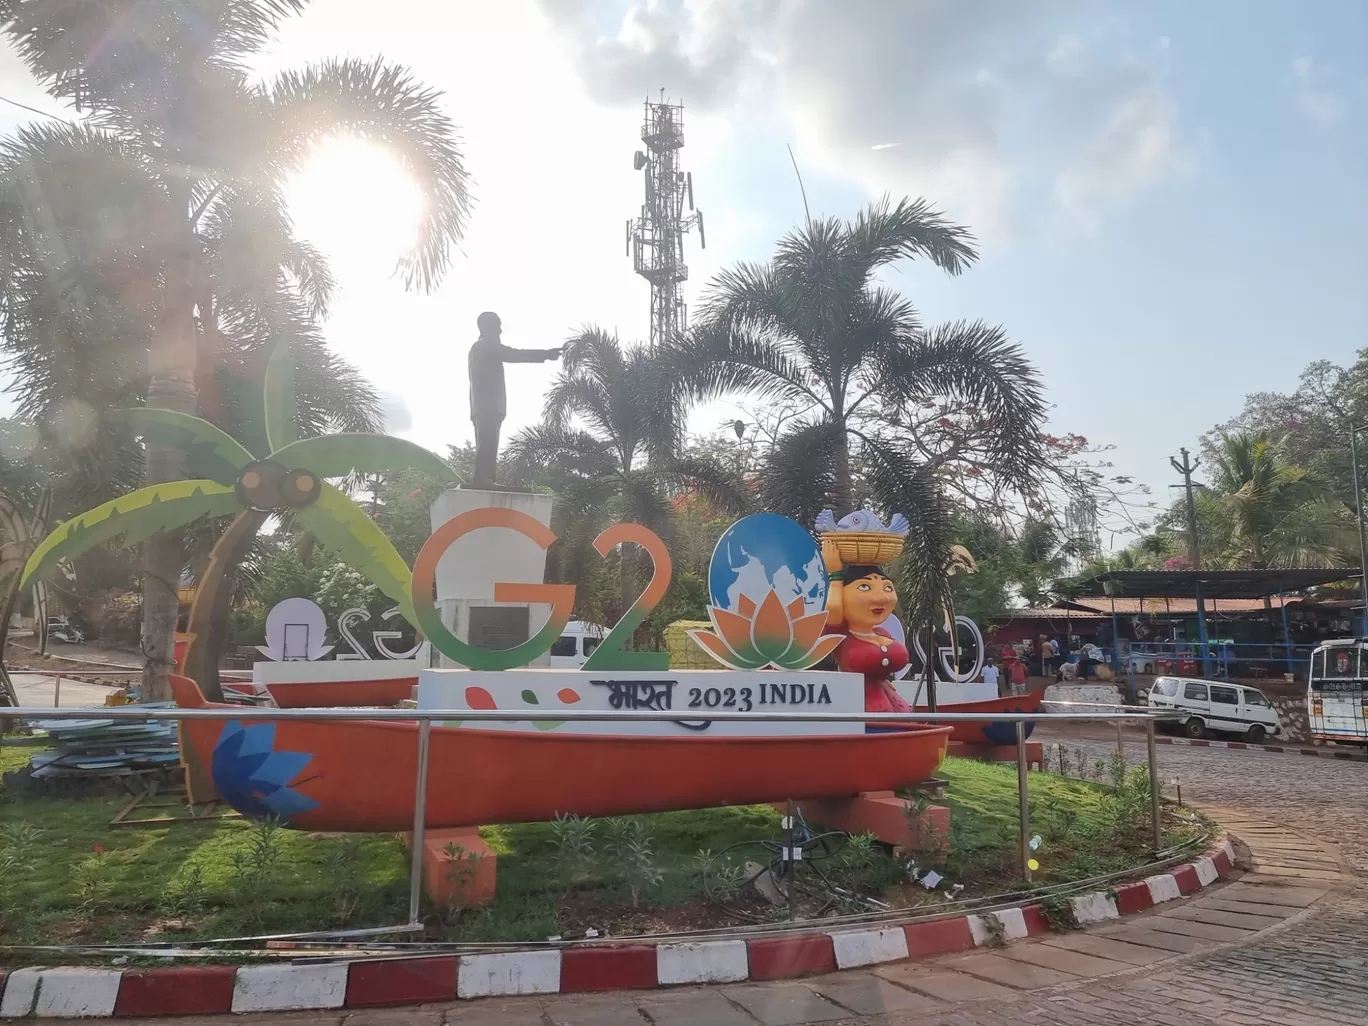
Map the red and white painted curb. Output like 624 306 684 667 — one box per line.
0 838 1238 1018
1154 736 1367 760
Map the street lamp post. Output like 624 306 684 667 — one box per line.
1350 425 1368 637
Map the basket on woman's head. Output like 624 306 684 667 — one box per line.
815 508 910 567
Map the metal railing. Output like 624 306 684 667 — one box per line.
2 702 1182 944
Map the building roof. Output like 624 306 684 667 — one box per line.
1064 568 1362 600
1060 596 1300 616
990 607 1108 621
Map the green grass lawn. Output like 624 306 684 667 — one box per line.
0 746 1202 947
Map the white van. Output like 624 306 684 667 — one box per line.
549 620 605 669
1146 676 1281 742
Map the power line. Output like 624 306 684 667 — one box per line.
0 94 71 122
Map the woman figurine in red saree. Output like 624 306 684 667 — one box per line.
817 509 915 719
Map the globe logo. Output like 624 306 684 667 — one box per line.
691 513 841 671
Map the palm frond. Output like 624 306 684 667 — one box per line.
263 57 472 291
22 480 240 587
271 433 461 483
857 432 955 630
293 482 414 623
845 194 979 278
757 420 843 527
115 408 254 486
880 319 1048 487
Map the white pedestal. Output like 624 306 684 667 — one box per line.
428 488 557 669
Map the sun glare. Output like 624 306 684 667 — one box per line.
287 137 425 276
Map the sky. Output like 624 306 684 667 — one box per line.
0 1 1364 549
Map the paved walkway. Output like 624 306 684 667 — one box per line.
9 672 123 709
31 740 1368 1025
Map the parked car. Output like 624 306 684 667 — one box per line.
1145 676 1280 742
45 616 85 644
548 621 605 669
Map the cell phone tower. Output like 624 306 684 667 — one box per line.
626 92 705 348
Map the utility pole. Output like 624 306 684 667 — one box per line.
1349 426 1368 636
1169 448 1209 671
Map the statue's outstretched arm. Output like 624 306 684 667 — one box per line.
498 344 561 363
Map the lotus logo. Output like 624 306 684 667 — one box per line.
689 589 842 671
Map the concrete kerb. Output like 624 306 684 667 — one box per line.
0 836 1244 1018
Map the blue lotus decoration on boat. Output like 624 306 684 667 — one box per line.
211 721 319 821
982 708 1037 746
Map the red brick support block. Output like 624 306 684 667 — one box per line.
560 945 658 992
746 934 835 980
1020 905 1051 935
1171 864 1201 894
790 792 951 853
344 956 457 1007
113 966 235 1017
903 916 976 956
1212 847 1232 875
1114 881 1156 915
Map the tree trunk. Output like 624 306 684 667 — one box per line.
833 425 853 517
141 223 198 704
183 508 268 703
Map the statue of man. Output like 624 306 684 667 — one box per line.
468 311 561 488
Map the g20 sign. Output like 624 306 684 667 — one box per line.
410 506 985 681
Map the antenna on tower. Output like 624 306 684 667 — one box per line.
627 94 704 348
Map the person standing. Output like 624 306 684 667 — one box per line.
982 657 1001 696
1009 657 1028 696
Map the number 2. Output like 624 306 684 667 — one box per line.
580 524 673 670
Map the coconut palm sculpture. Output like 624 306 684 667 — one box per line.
21 344 458 708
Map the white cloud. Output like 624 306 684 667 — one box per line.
1054 84 1188 235
1047 34 1086 75
539 1 1190 244
1289 55 1347 127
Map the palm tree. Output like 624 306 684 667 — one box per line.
1198 432 1351 579
0 2 470 699
658 197 1047 628
505 328 743 627
22 344 458 703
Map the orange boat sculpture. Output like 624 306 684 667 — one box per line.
171 675 952 831
914 693 1045 745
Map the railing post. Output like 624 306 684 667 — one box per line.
407 716 433 927
53 674 61 708
1146 718 1162 850
1017 720 1031 882
1116 718 1124 763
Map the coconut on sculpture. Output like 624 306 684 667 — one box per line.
817 509 914 723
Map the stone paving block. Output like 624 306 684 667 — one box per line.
1164 905 1287 930
1041 933 1174 966
1219 883 1328 907
941 951 1079 990
873 963 1017 1003
339 1008 449 1026
540 994 658 1025
442 996 549 1024
1247 870 1340 886
809 971 945 1015
721 981 849 1025
1192 896 1301 918
637 989 756 1025
1001 942 1135 977
1095 925 1213 953
1145 916 1257 942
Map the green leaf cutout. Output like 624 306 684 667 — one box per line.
270 433 462 482
292 482 415 624
22 481 241 588
115 409 255 486
521 689 539 705
263 342 299 453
